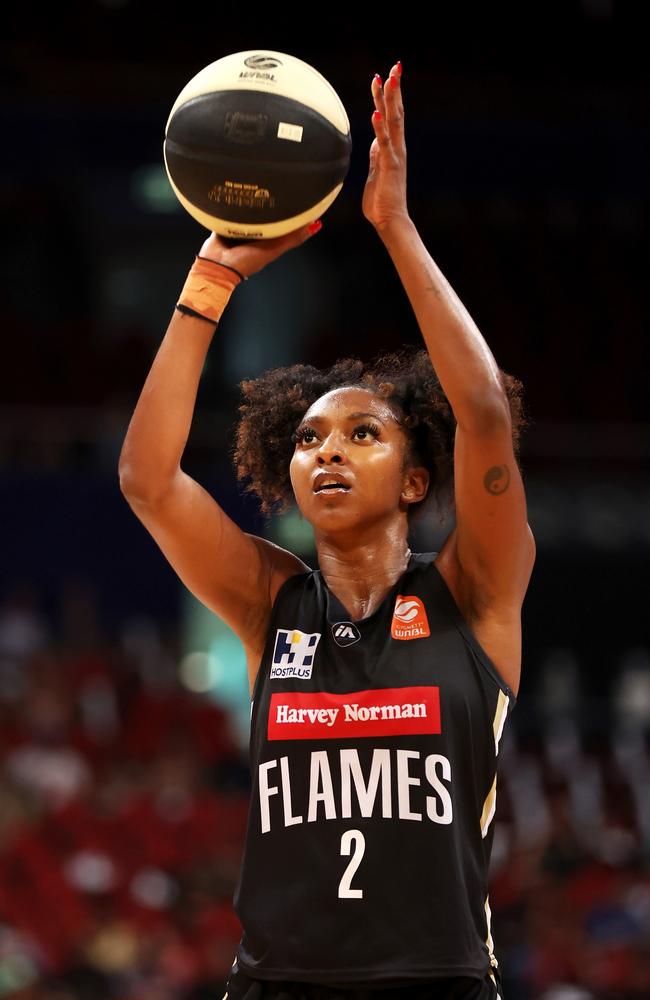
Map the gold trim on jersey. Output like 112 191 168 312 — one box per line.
482 696 506 986
481 689 509 839
493 690 509 756
480 773 497 838
485 893 500 969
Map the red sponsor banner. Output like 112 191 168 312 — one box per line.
268 686 441 740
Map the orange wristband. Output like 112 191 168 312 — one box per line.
176 256 245 325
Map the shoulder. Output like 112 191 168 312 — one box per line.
247 534 313 606
242 538 313 699
433 526 532 619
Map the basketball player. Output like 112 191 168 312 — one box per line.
119 61 535 1000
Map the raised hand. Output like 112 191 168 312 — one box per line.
197 220 323 279
362 61 411 233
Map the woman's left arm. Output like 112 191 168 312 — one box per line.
363 63 535 607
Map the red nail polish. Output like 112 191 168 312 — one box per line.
390 75 398 89
374 73 382 86
397 60 402 75
372 110 382 121
308 220 323 234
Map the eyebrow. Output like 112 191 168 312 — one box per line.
297 411 387 426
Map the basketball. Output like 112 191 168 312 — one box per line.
163 50 352 240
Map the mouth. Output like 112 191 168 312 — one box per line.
313 484 351 495
313 472 352 494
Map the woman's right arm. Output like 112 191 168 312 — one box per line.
118 225 320 691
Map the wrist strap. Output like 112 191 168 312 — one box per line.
196 255 248 282
175 303 216 324
176 255 244 325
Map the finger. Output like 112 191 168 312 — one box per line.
284 220 322 247
275 221 323 249
383 67 405 144
371 67 405 154
371 105 392 150
371 73 392 146
371 73 385 113
367 137 380 179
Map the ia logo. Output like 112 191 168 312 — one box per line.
331 621 361 646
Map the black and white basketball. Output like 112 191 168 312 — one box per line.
163 50 352 239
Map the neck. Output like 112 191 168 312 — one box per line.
314 517 412 620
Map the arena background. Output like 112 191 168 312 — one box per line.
1 3 649 998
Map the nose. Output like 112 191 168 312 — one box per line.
316 430 347 464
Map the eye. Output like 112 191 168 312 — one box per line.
292 426 317 444
352 422 381 441
292 421 381 445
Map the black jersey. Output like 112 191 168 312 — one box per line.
232 551 517 986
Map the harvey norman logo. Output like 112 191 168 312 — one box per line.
270 629 321 679
268 686 441 740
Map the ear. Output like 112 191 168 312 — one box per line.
400 466 429 506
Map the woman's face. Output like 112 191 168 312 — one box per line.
289 386 428 533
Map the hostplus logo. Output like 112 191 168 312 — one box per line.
270 628 321 679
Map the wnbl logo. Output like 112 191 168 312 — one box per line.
331 621 361 647
391 596 430 640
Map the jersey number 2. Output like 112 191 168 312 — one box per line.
338 829 365 899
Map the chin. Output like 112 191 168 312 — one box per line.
302 492 349 512
308 503 371 534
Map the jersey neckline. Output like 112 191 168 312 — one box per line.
314 551 517 706
315 551 419 627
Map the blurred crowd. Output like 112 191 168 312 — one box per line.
0 582 248 1000
0 581 649 1000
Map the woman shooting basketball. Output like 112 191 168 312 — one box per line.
119 60 535 1000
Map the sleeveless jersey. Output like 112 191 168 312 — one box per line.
232 551 517 986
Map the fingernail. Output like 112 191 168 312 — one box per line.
374 73 382 87
373 110 382 121
308 220 322 234
397 61 402 76
390 74 398 89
